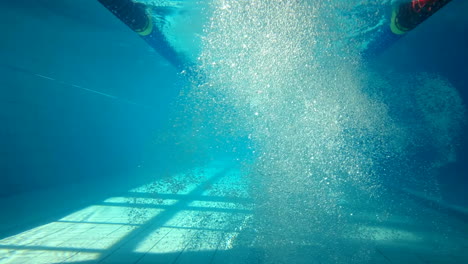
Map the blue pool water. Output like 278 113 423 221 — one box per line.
1 0 467 263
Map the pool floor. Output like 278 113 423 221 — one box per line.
0 162 466 264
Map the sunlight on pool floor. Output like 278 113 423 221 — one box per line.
0 162 466 263
0 163 253 264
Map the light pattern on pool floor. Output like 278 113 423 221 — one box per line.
0 163 466 264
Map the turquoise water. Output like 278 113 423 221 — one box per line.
168 1 467 262
1 0 467 263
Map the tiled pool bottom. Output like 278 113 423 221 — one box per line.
0 162 466 264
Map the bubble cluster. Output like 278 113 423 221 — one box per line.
169 0 465 263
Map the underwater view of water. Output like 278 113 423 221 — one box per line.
156 0 467 262
1 0 467 263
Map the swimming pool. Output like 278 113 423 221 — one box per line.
1 0 467 263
